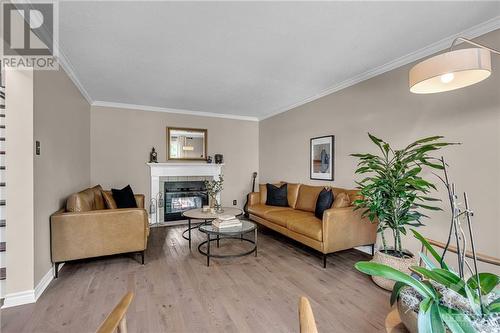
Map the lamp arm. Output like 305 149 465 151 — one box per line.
450 37 500 55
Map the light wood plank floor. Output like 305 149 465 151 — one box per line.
1 225 389 333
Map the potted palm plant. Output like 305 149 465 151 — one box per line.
352 134 455 290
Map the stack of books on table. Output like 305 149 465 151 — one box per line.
212 215 242 229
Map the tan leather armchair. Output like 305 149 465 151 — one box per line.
50 185 149 277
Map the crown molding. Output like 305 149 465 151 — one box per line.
259 16 500 121
17 1 93 104
92 101 259 122
56 48 93 105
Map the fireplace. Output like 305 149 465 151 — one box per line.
147 162 224 225
164 181 208 221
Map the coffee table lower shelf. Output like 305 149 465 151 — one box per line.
197 221 258 266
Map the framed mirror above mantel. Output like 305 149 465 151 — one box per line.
167 127 208 161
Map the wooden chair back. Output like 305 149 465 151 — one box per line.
96 292 134 333
299 296 319 333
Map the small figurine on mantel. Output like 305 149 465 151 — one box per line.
214 154 223 164
149 147 158 163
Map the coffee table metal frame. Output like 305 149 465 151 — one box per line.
181 208 243 250
197 221 258 266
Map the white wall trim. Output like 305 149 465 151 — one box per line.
259 16 500 121
1 289 35 308
57 49 93 105
92 101 259 122
355 246 373 256
2 264 63 309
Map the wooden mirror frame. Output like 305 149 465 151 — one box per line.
166 127 208 161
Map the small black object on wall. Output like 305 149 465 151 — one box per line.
214 154 223 164
206 156 213 163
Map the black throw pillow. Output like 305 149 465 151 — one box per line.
111 185 137 208
266 183 288 207
315 188 334 219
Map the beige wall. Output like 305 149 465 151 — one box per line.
259 29 500 267
33 69 91 284
90 106 259 212
5 68 35 295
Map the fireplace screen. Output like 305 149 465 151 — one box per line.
171 196 203 212
164 181 208 221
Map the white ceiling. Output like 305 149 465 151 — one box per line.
59 1 500 120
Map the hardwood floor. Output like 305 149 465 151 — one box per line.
1 225 390 333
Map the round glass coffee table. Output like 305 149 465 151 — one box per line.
182 207 243 250
198 219 257 266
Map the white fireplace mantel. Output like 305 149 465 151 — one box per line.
147 162 224 179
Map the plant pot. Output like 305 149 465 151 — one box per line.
397 298 418 333
371 249 417 290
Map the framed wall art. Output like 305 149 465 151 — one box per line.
310 135 334 181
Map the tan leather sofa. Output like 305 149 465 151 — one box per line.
248 183 377 267
50 185 149 277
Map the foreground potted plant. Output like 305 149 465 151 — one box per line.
352 134 455 290
356 230 500 333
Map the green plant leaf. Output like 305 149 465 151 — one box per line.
429 302 446 333
418 298 431 333
487 297 500 313
419 252 436 269
437 305 476 333
411 267 465 297
464 284 481 316
355 261 435 298
411 229 449 270
390 281 407 306
418 298 445 333
414 203 443 211
368 133 384 148
467 273 500 296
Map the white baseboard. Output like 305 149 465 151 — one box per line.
2 263 64 309
355 245 373 255
1 290 35 308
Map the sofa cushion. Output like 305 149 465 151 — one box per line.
265 209 313 227
333 192 351 208
102 191 118 209
315 188 334 219
248 204 291 217
295 185 323 212
259 182 283 204
66 188 95 212
112 185 138 209
91 185 105 210
285 183 301 208
288 217 323 241
266 183 288 207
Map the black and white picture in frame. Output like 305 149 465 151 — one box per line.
310 135 334 181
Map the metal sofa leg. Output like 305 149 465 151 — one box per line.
371 244 375 256
140 251 145 265
54 262 60 278
323 254 327 268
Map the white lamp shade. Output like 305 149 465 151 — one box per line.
409 48 491 94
